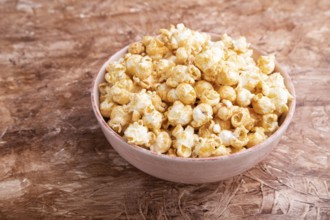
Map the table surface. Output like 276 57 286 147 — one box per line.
1 0 330 219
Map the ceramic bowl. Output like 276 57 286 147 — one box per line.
91 35 296 184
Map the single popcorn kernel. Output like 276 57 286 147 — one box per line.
194 80 213 99
166 65 195 87
144 37 169 60
217 86 236 102
231 108 250 128
99 24 293 158
172 125 195 158
100 99 116 118
128 42 145 54
110 83 131 105
176 83 196 105
150 131 172 154
217 105 232 121
231 126 249 149
236 87 254 107
105 62 129 85
167 101 193 126
125 54 142 76
193 136 222 158
176 47 189 64
167 88 179 103
218 129 235 147
156 83 171 102
261 113 278 133
124 120 154 147
252 94 276 114
191 103 213 128
200 90 220 106
247 127 266 147
142 105 163 130
257 54 276 75
109 105 131 133
216 67 239 86
130 90 151 111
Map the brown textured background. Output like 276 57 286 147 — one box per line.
0 0 330 219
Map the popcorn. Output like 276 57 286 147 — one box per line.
261 113 278 133
194 80 213 99
237 71 260 91
176 83 196 105
167 101 193 126
265 72 285 88
134 56 153 80
142 105 163 130
167 88 179 103
109 105 131 133
213 145 232 156
151 93 167 113
215 118 232 130
195 47 224 81
231 126 249 149
128 42 145 54
198 121 215 138
176 47 190 64
217 86 236 102
166 65 195 87
257 54 276 75
150 131 172 153
156 83 171 102
191 103 213 128
100 98 116 118
236 88 254 107
153 59 175 82
99 24 293 158
252 94 276 114
247 127 266 147
218 130 235 147
105 62 129 85
124 120 154 147
125 54 143 76
109 83 131 105
129 89 153 114
200 90 220 106
231 107 250 128
216 66 239 86
172 125 195 157
193 136 223 158
233 37 250 53
216 104 232 121
144 36 169 60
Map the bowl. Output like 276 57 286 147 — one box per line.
91 34 296 184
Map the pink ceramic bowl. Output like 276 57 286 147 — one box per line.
91 35 296 184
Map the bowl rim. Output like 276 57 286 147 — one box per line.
91 33 296 162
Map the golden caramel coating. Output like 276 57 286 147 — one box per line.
128 42 145 54
109 105 131 133
217 86 236 102
167 101 193 126
194 80 213 99
257 55 276 75
191 103 213 128
176 83 196 105
200 90 220 106
150 131 172 154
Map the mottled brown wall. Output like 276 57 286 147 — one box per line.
0 0 329 219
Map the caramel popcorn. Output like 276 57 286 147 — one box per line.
99 24 293 158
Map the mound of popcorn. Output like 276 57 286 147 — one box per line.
99 24 293 158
